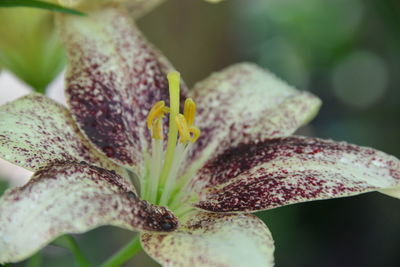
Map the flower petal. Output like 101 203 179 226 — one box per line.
124 0 166 19
0 94 121 173
58 7 187 168
58 0 165 19
380 187 400 199
141 211 274 267
194 136 400 212
187 63 321 170
0 162 178 263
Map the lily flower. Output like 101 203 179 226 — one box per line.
0 6 399 267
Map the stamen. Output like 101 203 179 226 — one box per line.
175 114 191 143
183 98 196 126
159 143 187 206
188 126 201 143
176 114 201 143
143 71 202 207
148 138 164 203
152 118 163 140
146 100 169 129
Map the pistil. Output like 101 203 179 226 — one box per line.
158 72 181 195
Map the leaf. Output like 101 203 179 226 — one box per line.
0 0 85 16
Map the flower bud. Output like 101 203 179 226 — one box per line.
0 3 65 93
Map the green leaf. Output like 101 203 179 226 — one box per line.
0 0 85 16
100 235 141 267
53 235 91 267
0 180 7 196
26 251 42 267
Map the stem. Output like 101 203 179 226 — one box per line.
32 84 47 94
53 235 91 267
373 0 400 49
100 235 142 267
26 251 42 267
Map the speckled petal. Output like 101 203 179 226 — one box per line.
194 136 400 212
141 211 274 267
58 0 165 19
124 0 166 19
187 63 321 171
0 162 177 263
58 7 186 168
0 94 122 174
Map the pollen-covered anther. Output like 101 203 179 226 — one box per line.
183 98 196 126
175 114 190 143
188 126 201 142
175 114 200 144
146 100 170 129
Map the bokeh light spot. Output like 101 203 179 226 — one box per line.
332 51 388 109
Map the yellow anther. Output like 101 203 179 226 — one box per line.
146 100 169 129
152 118 164 140
183 98 196 126
175 114 191 143
175 114 201 144
188 126 201 143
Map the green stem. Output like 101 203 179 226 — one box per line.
373 0 400 49
0 0 85 16
100 235 142 267
53 235 91 267
33 85 47 94
26 251 42 267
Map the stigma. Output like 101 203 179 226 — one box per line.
143 71 200 207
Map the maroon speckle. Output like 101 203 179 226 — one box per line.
1 161 178 234
0 94 116 171
103 146 115 158
62 9 188 167
185 63 320 175
192 136 399 212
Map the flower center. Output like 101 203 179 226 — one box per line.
142 72 200 210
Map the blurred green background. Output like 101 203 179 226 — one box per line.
2 0 400 266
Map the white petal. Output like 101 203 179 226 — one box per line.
0 162 178 263
142 211 274 267
195 136 400 212
186 63 321 174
